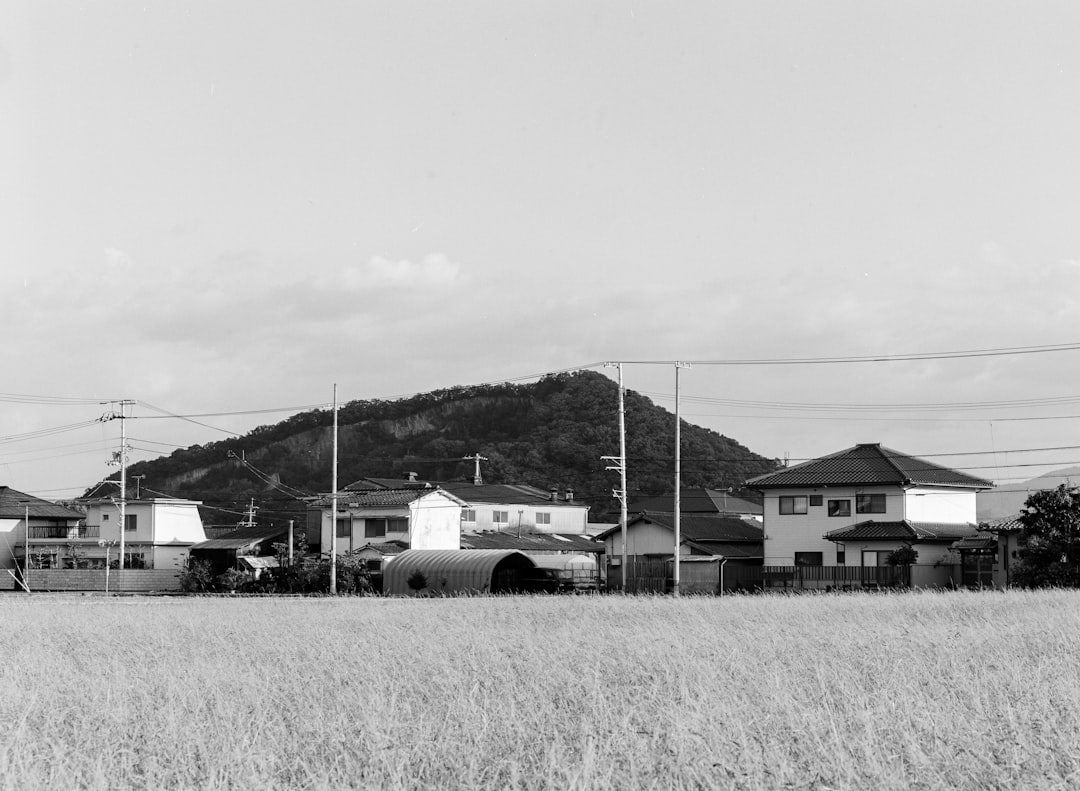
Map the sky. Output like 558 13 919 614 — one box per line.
3 1 1080 507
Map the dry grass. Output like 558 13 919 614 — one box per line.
0 590 1078 790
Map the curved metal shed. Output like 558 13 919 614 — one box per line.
384 549 536 596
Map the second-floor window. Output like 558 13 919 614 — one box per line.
779 496 808 515
493 510 509 526
461 509 477 523
828 499 851 517
336 519 352 538
856 494 887 514
536 512 551 525
124 514 137 532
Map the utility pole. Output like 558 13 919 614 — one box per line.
329 384 339 596
239 499 258 527
132 475 145 500
602 361 628 592
462 453 488 485
673 363 690 596
103 400 135 570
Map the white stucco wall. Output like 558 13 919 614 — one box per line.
322 493 462 554
904 488 977 523
461 502 589 534
761 485 978 565
0 518 24 570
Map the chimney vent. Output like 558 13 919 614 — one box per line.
565 489 575 501
407 471 418 483
549 488 558 502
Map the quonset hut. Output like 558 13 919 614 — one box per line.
383 549 538 596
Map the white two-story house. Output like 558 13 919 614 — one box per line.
746 443 993 587
82 497 208 570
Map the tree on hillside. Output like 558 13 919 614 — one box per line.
1013 484 1080 588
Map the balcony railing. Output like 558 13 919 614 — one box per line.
27 525 101 540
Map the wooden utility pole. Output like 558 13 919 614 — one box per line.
329 384 339 595
673 363 690 596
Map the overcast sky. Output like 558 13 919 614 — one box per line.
4 2 1080 504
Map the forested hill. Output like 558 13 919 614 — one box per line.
105 371 779 523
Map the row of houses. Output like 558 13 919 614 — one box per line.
0 442 1033 593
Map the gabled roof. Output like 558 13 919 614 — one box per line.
823 520 979 542
190 526 289 550
460 531 602 553
980 515 1024 533
746 444 993 490
312 487 466 509
0 487 84 520
343 478 586 509
597 512 764 544
351 540 410 556
630 488 762 516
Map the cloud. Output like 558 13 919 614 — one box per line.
103 247 134 268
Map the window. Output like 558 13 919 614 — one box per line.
794 552 823 566
809 495 823 506
367 559 382 572
828 499 851 517
856 494 887 514
124 514 137 532
461 509 476 523
836 548 846 564
364 519 386 538
779 496 808 515
336 519 352 538
102 513 110 521
387 518 407 534
493 510 509 525
536 512 551 526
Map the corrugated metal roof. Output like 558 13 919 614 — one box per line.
823 520 979 542
460 531 602 553
950 536 998 551
746 444 993 490
0 487 84 520
383 549 535 595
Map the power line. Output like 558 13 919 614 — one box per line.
610 341 1080 366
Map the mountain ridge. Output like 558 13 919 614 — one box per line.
99 371 780 524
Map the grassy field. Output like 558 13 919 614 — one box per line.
1 590 1078 791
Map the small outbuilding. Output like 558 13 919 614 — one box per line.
383 549 538 596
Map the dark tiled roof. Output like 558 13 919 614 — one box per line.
352 540 410 556
313 488 460 509
343 478 585 508
746 444 993 490
460 531 602 553
630 489 762 516
686 540 764 559
823 520 979 542
980 515 1024 533
0 486 84 520
191 526 289 550
597 513 764 544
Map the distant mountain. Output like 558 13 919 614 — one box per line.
977 466 1080 521
98 371 779 525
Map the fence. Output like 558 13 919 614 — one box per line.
728 564 911 591
23 569 182 593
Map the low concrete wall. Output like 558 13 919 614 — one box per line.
26 569 182 593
